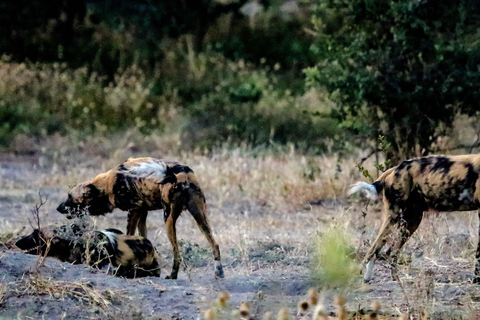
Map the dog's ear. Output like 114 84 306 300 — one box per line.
84 183 100 198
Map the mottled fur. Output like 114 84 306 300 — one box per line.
349 154 480 283
15 225 160 278
57 157 224 280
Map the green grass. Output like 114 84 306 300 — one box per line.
311 225 360 290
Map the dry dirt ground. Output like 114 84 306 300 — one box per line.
1 149 480 319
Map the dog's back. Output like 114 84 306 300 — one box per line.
111 157 203 212
379 155 480 212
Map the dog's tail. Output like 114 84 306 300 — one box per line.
98 229 120 247
348 167 395 200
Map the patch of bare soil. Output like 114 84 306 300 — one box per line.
1 152 480 319
2 247 480 319
0 250 318 319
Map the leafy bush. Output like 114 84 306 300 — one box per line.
184 85 340 152
0 46 341 152
210 2 317 73
306 0 480 161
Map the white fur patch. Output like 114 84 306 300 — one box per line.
125 160 167 182
99 230 118 245
348 181 378 200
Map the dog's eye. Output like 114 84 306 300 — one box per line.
66 194 75 204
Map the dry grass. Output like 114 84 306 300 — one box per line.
0 281 7 306
0 229 25 249
16 275 113 309
29 132 363 212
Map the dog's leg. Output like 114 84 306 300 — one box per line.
137 209 149 238
387 209 423 280
187 191 224 279
126 209 142 235
165 204 182 279
475 210 480 283
362 216 394 282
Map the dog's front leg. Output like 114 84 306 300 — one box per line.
474 211 480 283
362 217 392 282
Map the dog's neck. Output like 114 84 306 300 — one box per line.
91 171 116 210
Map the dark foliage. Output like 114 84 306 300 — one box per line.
305 0 480 160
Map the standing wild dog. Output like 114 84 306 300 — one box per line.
56 157 224 280
16 225 161 278
349 154 480 283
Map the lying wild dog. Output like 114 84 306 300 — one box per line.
56 157 224 280
16 224 160 278
349 154 480 283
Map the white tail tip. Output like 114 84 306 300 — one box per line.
348 181 378 200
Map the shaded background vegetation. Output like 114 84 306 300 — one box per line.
1 0 480 159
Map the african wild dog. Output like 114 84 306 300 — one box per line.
56 157 224 280
349 154 480 283
16 225 160 278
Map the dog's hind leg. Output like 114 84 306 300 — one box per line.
127 209 142 235
363 206 424 283
474 210 480 283
187 190 224 279
165 204 182 279
387 208 424 280
137 209 149 238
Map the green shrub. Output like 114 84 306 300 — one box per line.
183 88 340 152
311 226 360 289
0 59 178 145
0 49 343 153
306 0 480 161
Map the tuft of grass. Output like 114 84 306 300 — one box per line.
17 275 113 309
311 226 360 289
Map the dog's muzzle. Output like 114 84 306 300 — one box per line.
57 202 69 214
57 202 76 219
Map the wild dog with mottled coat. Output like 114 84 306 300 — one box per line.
349 154 480 283
16 225 160 278
56 157 224 280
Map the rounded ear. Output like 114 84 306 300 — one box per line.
84 184 100 198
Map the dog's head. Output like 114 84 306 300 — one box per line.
15 229 49 255
16 224 85 263
57 182 113 218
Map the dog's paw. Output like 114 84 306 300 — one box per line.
214 262 225 279
165 273 178 280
